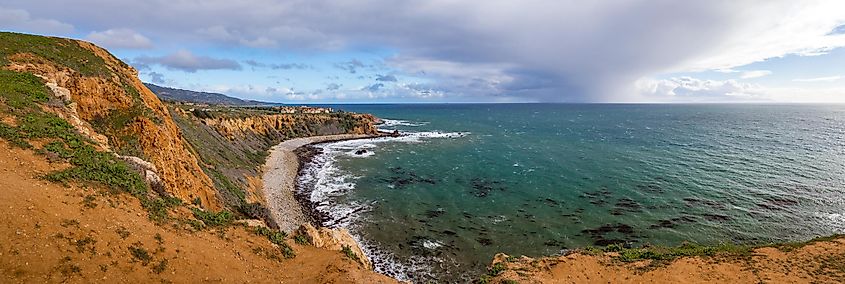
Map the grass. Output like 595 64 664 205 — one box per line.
115 227 131 239
294 235 310 245
0 69 193 224
207 168 246 203
341 245 360 261
191 208 234 227
251 227 296 259
128 242 152 265
474 262 508 284
773 234 845 252
579 234 845 264
0 31 114 76
152 259 168 274
581 241 754 263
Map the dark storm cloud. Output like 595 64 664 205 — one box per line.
4 0 844 101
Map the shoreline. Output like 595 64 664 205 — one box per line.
261 133 385 233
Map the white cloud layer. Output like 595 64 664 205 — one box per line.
739 70 772 79
0 7 73 34
85 28 153 49
636 77 765 102
793 75 843 82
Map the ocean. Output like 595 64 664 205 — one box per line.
297 104 845 281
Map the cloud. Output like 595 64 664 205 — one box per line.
147 71 166 84
827 24 845 35
793 75 843 82
362 83 384 92
326 83 342 91
334 59 366 74
244 60 309 70
0 7 73 34
739 70 772 79
5 0 845 101
375 74 398 82
85 28 153 49
134 50 241 72
636 77 765 102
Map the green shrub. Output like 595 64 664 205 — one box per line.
250 227 295 258
152 259 168 274
488 262 506 276
191 208 233 227
294 235 310 245
128 242 152 265
342 245 360 261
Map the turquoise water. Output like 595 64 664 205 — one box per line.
300 104 845 281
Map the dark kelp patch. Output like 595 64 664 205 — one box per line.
469 178 506 198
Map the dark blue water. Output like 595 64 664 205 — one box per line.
301 104 845 281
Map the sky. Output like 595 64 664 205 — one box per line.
2 0 845 103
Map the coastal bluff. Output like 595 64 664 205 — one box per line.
0 31 393 282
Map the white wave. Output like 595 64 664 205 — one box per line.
379 118 429 127
422 239 444 250
297 123 470 280
815 212 845 231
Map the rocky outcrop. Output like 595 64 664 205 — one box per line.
296 223 373 270
3 34 219 209
202 113 379 140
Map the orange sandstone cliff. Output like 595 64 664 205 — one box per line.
0 31 393 283
2 33 219 209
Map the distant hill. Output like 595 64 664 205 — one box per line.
144 83 277 106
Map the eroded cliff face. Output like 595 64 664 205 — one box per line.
202 112 379 140
1 33 219 209
168 105 378 226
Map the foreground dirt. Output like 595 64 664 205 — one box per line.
490 237 845 283
0 141 396 283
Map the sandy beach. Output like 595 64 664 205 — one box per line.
262 134 374 232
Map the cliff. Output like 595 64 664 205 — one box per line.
0 32 218 209
0 31 393 283
485 236 845 283
168 104 378 227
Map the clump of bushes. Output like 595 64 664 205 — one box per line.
191 208 234 227
251 226 296 258
341 245 359 261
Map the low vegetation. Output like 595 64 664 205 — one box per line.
341 245 360 261
0 32 116 76
252 226 296 259
191 208 234 228
0 69 179 225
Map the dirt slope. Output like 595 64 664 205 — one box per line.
0 140 396 283
488 237 845 283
